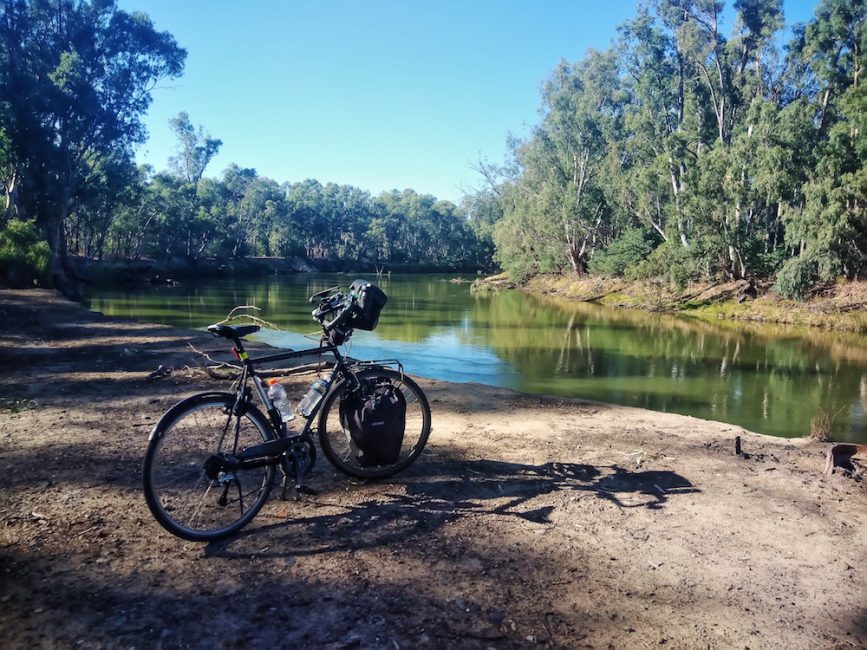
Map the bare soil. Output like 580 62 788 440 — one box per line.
0 289 865 649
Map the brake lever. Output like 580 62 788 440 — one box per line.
308 286 340 304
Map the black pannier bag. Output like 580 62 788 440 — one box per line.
340 381 406 466
348 279 387 331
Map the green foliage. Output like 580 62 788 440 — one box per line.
1 0 861 292
0 397 38 413
588 228 658 277
492 52 621 278
0 0 186 291
99 164 492 271
469 0 866 297
0 219 50 286
773 255 819 301
168 112 222 185
631 241 702 291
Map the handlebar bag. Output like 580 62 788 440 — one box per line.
340 382 406 466
348 279 387 331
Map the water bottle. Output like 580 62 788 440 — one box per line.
266 379 294 423
297 374 332 417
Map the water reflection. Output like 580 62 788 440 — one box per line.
462 293 867 443
85 274 867 443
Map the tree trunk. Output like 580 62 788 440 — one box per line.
567 239 587 275
5 171 20 218
668 159 689 248
37 172 84 298
42 206 82 299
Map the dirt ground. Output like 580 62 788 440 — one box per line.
0 289 865 649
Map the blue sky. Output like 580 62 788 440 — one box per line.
119 0 820 203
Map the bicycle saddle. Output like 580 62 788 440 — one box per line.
207 323 261 339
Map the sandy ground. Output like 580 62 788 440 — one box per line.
0 289 865 649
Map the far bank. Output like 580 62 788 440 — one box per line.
473 273 867 334
66 255 488 289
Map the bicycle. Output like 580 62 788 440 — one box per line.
142 281 432 542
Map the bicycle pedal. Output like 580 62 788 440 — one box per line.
296 485 318 496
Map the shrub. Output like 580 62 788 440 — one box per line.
772 255 819 300
588 228 657 278
630 241 701 292
0 219 51 287
504 258 535 284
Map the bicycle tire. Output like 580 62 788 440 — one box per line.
143 392 276 542
318 368 431 479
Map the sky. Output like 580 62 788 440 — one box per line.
118 0 821 204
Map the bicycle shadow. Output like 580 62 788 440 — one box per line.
204 458 699 560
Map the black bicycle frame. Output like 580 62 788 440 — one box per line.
222 332 401 465
228 337 344 437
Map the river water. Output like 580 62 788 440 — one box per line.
84 273 867 443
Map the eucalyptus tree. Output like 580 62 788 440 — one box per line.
242 176 285 257
265 181 304 257
776 0 866 294
0 125 17 219
652 0 787 280
460 189 501 268
615 10 690 247
322 183 373 260
285 179 328 258
168 112 222 187
145 172 196 258
220 164 264 258
495 51 622 277
0 0 185 294
369 190 411 262
106 164 156 259
66 154 139 260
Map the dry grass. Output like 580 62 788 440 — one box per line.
808 406 849 442
809 410 834 442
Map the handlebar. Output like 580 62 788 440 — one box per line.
311 292 345 319
310 290 356 335
322 303 355 332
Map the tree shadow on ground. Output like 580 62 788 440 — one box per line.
0 536 589 648
851 609 867 646
205 458 698 560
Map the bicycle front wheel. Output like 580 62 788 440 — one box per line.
318 368 431 479
143 393 276 542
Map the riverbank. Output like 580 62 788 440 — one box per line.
1 289 865 648
69 255 486 288
474 274 867 333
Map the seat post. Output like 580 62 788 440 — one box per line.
235 337 251 363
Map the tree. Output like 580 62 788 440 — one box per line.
495 51 621 277
167 112 221 187
66 153 138 260
777 0 866 293
0 0 185 294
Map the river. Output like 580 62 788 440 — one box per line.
84 273 867 443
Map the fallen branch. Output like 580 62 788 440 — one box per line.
146 364 173 381
676 281 724 304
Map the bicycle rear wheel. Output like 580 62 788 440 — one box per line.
143 393 275 541
318 368 431 479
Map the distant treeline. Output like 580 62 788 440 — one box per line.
0 1 492 294
465 0 865 299
71 160 492 272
